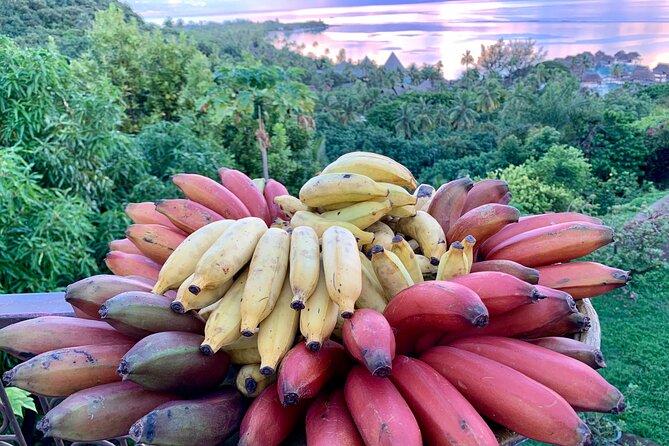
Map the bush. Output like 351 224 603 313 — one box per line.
419 154 495 185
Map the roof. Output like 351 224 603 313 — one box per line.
582 72 602 83
631 66 655 81
653 63 669 74
384 52 405 71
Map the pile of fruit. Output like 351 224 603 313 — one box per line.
0 152 631 446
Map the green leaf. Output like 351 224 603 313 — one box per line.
5 387 36 419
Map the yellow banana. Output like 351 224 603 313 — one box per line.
240 228 291 336
437 241 469 280
171 274 232 314
299 173 389 207
290 211 374 245
200 270 249 356
289 226 320 310
257 277 299 375
252 178 266 194
223 335 260 365
357 252 389 312
300 262 339 352
273 195 310 218
317 201 358 212
320 199 392 229
416 254 438 277
322 226 362 318
408 238 420 253
396 211 447 261
321 153 417 190
390 235 423 283
380 183 417 207
189 217 267 294
236 364 276 398
462 234 476 273
370 246 414 299
362 221 394 254
197 300 218 322
152 220 234 294
413 183 435 211
387 204 417 218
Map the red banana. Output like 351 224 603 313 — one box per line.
65 274 155 319
498 191 512 205
125 224 187 264
421 346 592 446
470 260 540 284
264 178 290 222
306 388 364 446
278 340 351 406
239 382 309 446
345 365 422 446
172 173 251 219
427 177 474 236
461 179 510 215
479 212 604 257
342 309 395 377
219 167 272 225
449 271 546 315
485 222 614 267
0 316 134 360
537 262 631 299
105 251 162 280
449 336 625 413
525 337 607 369
155 199 224 234
526 312 591 338
390 355 498 445
447 204 520 247
383 281 488 354
109 238 143 255
125 202 183 232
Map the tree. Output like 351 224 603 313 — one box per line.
476 80 504 113
477 39 546 78
448 90 479 130
412 97 435 133
461 50 474 71
393 102 415 139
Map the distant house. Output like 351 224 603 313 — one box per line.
594 51 614 66
384 52 405 72
581 72 603 89
653 63 669 83
630 66 655 84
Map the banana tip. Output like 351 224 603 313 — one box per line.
430 257 440 266
98 305 109 318
170 301 186 314
282 392 299 406
472 313 489 328
370 245 385 255
36 417 50 436
188 285 201 295
117 360 130 377
594 350 607 369
451 241 465 250
391 234 404 243
464 235 476 243
2 370 14 387
244 377 258 395
259 366 274 376
200 345 214 356
290 299 305 311
129 421 143 442
341 310 354 319
241 329 256 337
372 365 392 377
610 396 626 414
306 341 322 352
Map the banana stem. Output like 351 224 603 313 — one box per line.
256 106 270 180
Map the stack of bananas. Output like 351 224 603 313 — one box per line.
0 152 633 445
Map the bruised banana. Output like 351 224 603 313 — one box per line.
274 195 310 218
290 211 374 245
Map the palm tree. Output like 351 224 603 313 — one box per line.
476 80 503 113
393 102 414 139
407 63 421 85
461 50 474 71
447 91 479 130
611 63 624 79
412 98 435 133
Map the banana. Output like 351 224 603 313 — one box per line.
300 262 339 352
415 254 438 277
529 312 591 338
413 183 435 212
357 252 389 311
220 167 272 225
499 191 512 204
290 211 374 245
299 173 389 207
224 335 261 365
119 331 230 394
536 262 631 299
390 234 423 283
105 251 162 281
200 270 249 355
316 201 359 212
407 238 420 252
371 245 414 299
436 241 468 280
322 226 363 318
153 220 234 294
274 194 310 218
396 211 447 261
381 183 417 207
240 228 291 336
390 355 498 446
361 220 394 254
189 217 267 295
427 177 474 235
320 199 392 229
109 238 142 255
65 274 154 319
172 274 232 313
447 203 520 246
264 179 290 222
342 309 395 376
470 259 540 284
125 202 183 232
462 234 476 271
289 226 320 310
526 337 607 369
387 204 417 218
155 198 224 234
236 364 277 398
99 291 204 338
252 177 266 193
172 173 251 219
130 388 244 446
345 365 422 446
421 347 592 446
321 153 417 189
3 343 131 397
306 388 364 446
257 276 300 375
125 223 187 264
278 341 350 406
461 179 510 215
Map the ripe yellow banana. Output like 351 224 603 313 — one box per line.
197 300 218 322
321 153 417 190
240 228 291 336
252 178 266 194
171 274 232 314
320 199 392 229
380 183 417 207
236 364 276 398
370 246 414 299
357 252 389 312
387 204 417 218
322 226 362 318
362 221 394 254
437 241 469 280
257 277 299 375
413 183 435 211
300 262 339 352
152 220 235 295
190 217 267 295
390 235 423 283
273 195 310 218
317 201 358 212
289 226 320 310
299 173 389 207
396 211 447 261
200 270 249 356
416 254 438 277
462 235 476 272
290 211 374 245
223 335 260 365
